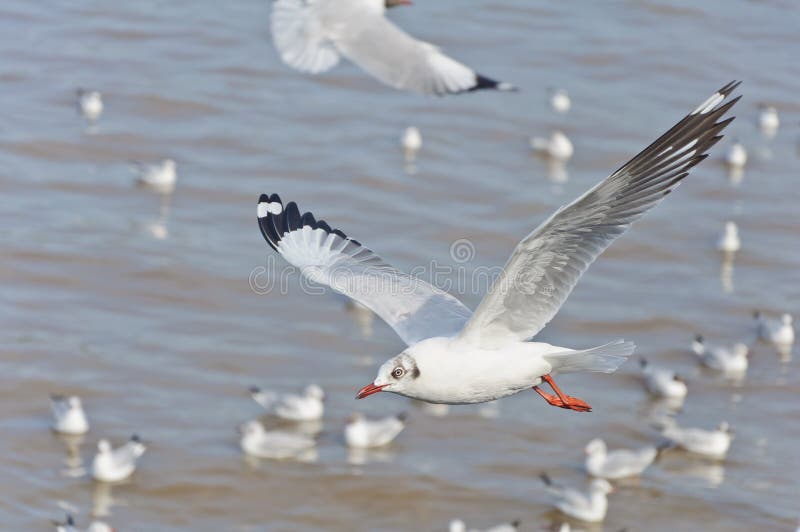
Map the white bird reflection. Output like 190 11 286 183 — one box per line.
143 194 171 241
727 165 744 186
671 460 726 488
347 447 396 466
720 252 735 294
56 433 87 478
91 481 121 518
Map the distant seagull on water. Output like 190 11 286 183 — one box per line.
401 126 422 162
51 395 89 435
238 420 316 460
691 335 749 374
270 0 516 95
725 140 747 169
91 436 147 483
541 473 612 523
758 104 779 136
249 384 325 421
133 159 177 194
639 358 687 400
754 311 794 346
549 88 571 113
530 131 573 162
716 221 741 253
344 412 406 448
53 514 114 532
76 89 103 124
584 438 664 479
256 83 739 411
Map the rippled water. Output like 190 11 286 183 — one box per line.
1 1 799 530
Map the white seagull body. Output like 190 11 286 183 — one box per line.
541 474 612 523
755 312 794 346
638 358 687 400
584 438 659 479
758 105 779 134
530 131 574 162
51 395 89 435
91 436 146 482
401 126 422 159
691 336 748 373
134 159 177 194
77 89 103 123
660 420 733 460
270 0 515 96
249 384 325 421
256 83 739 410
449 518 520 532
345 412 406 448
550 88 571 114
716 221 741 253
725 141 747 168
238 420 316 459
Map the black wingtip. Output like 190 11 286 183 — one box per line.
470 74 517 93
396 412 408 422
540 472 552 486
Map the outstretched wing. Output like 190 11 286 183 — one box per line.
257 194 472 345
460 82 741 348
271 0 341 74
333 12 514 96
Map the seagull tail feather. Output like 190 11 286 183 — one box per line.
544 340 635 374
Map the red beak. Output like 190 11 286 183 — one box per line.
356 383 386 399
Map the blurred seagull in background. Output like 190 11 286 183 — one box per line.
541 473 612 523
52 514 114 532
344 412 406 448
584 438 664 479
660 420 733 459
270 0 515 96
530 131 574 162
639 358 687 400
238 420 316 460
133 159 177 194
256 82 739 411
249 384 325 421
91 435 147 482
691 335 749 373
549 88 571 113
51 395 89 435
76 89 103 124
754 311 794 346
449 518 520 532
725 140 747 169
716 221 741 253
401 126 422 162
758 104 779 136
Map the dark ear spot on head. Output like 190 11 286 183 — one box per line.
411 366 420 379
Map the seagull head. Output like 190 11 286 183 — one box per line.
304 384 325 401
67 396 82 409
584 438 606 456
356 352 420 399
97 439 112 454
238 420 265 439
590 478 614 494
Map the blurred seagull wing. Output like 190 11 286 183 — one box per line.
257 194 472 346
271 0 341 74
460 82 741 348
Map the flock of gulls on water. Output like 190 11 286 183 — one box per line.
45 0 797 530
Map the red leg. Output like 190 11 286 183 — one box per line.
534 374 592 412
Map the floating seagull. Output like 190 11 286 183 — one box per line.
725 140 747 169
584 438 663 479
51 395 89 435
754 311 794 346
530 131 574 162
639 358 687 400
76 89 103 124
449 518 520 532
91 436 147 483
401 126 422 162
256 82 739 411
133 159 177 194
53 515 114 532
549 88 571 114
270 0 515 96
541 473 612 523
345 412 406 448
660 420 733 459
249 384 325 421
691 335 749 373
758 104 779 136
716 221 741 253
238 420 316 460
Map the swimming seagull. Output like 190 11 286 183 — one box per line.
691 335 749 373
639 358 687 400
256 82 739 411
584 438 664 479
754 311 794 346
449 518 520 532
91 436 147 483
76 89 103 123
530 131 574 162
541 473 612 523
716 221 741 253
238 420 316 460
659 419 733 459
270 0 515 96
549 88 571 114
133 159 177 194
725 140 747 169
52 515 114 532
51 395 89 435
344 412 406 448
401 126 422 161
249 384 325 421
758 104 779 135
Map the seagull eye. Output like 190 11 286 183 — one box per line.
392 367 405 379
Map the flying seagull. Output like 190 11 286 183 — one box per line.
256 82 740 410
269 0 515 96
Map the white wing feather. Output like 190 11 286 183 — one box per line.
271 0 341 74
